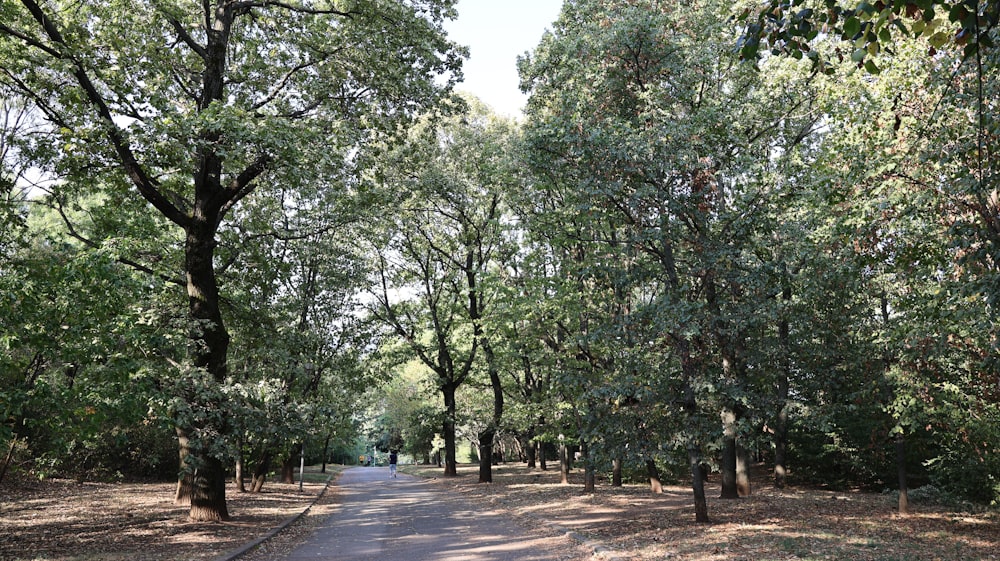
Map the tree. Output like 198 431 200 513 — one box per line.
368 98 515 480
0 0 462 521
737 0 999 73
519 0 827 521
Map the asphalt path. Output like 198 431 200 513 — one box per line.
282 466 586 561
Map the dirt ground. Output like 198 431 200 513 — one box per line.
0 472 332 561
410 464 999 561
1 464 998 561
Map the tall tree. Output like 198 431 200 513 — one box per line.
368 98 514 479
0 0 462 521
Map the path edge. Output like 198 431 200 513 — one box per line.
211 473 337 561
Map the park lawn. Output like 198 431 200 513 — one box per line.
403 463 998 561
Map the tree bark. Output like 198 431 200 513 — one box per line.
280 453 296 484
579 441 594 493
896 434 909 515
478 429 495 483
478 342 503 483
720 407 739 499
774 371 790 488
688 442 710 523
612 457 623 487
524 432 537 469
174 428 192 505
442 383 458 477
737 443 751 497
680 340 710 523
774 270 792 488
647 459 663 494
559 442 570 484
235 450 246 493
250 450 271 493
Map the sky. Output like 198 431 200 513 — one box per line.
443 0 564 118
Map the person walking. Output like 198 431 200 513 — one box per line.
388 450 398 478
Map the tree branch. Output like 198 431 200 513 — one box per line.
17 0 189 228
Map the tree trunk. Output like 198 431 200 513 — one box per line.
580 441 595 493
680 341 710 523
612 457 623 487
280 454 295 484
773 374 790 488
647 459 663 494
736 443 751 497
478 428 495 483
538 441 547 471
896 434 909 515
478 342 503 483
688 442 710 523
0 437 17 486
559 442 570 485
174 428 192 505
442 383 458 477
235 450 246 493
774 274 792 489
179 212 232 521
720 407 739 499
321 433 331 474
524 433 537 469
250 450 271 493
189 457 230 522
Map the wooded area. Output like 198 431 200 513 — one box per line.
1 0 998 538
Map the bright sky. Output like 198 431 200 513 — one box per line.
443 0 564 118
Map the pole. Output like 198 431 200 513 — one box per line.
299 442 305 493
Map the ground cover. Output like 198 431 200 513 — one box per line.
404 463 999 561
1 463 996 561
0 469 336 561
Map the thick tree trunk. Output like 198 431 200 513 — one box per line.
612 457 623 487
189 457 230 522
896 434 909 515
442 383 458 477
736 443 751 497
478 429 495 483
180 212 231 521
647 459 663 494
280 454 296 484
538 441 547 471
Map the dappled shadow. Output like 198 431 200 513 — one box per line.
0 477 327 561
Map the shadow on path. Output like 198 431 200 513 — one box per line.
284 467 585 561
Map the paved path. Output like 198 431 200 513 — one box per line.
283 467 585 561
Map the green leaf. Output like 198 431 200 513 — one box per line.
844 16 862 37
